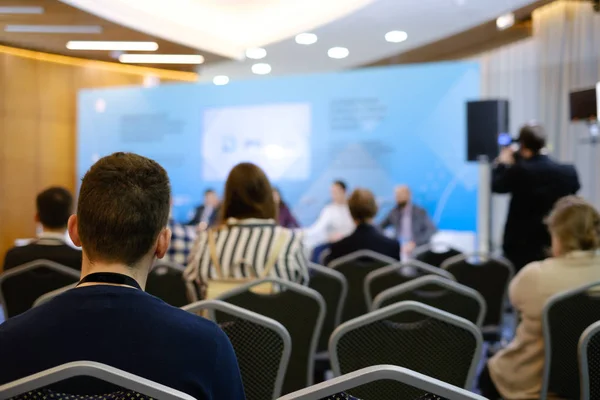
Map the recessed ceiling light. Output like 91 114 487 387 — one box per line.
295 33 318 45
252 63 272 75
118 54 205 64
385 30 408 43
213 75 230 85
245 48 267 60
496 13 515 30
0 6 44 14
66 41 159 51
328 47 349 59
4 25 102 34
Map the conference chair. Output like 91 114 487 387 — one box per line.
146 261 189 307
217 278 325 395
364 260 455 310
328 250 397 322
0 361 194 400
414 243 463 268
182 300 291 400
372 275 486 327
308 263 348 354
34 283 76 307
278 365 487 400
579 320 600 400
441 253 514 338
541 281 600 400
329 301 482 400
0 260 80 319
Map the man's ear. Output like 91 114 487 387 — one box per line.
155 227 171 259
34 213 40 224
67 215 82 247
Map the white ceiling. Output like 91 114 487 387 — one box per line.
60 0 536 82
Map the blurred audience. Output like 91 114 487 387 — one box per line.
479 196 600 400
187 188 220 230
2 187 82 272
379 185 437 255
0 153 244 399
325 188 400 265
273 187 300 228
166 212 197 266
493 124 580 271
185 162 309 295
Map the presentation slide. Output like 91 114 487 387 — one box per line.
78 61 480 231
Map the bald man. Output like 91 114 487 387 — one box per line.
379 185 437 253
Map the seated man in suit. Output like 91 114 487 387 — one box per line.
325 188 400 265
2 187 82 271
0 152 244 399
379 185 437 255
187 188 220 229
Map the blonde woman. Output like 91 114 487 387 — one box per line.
479 196 600 399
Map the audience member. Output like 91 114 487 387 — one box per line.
273 187 300 228
185 162 310 295
2 187 82 272
0 153 244 399
304 180 354 261
379 185 437 254
479 196 600 400
165 213 197 266
187 188 220 230
493 124 580 271
325 188 400 265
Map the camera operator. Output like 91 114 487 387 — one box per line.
492 124 580 272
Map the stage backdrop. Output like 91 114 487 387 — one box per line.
78 61 480 231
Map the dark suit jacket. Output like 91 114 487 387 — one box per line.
187 205 219 226
325 223 401 265
492 154 580 268
379 204 437 246
3 239 82 272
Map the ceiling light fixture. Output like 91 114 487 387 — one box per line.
119 54 205 64
213 75 230 85
252 63 272 75
496 13 515 30
245 47 267 60
327 47 349 59
0 6 44 14
67 41 159 51
295 33 318 45
385 30 408 43
4 25 103 34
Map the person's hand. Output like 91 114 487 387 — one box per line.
198 221 208 232
328 233 343 243
497 147 515 165
403 241 416 254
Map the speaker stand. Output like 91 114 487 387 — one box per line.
477 155 492 254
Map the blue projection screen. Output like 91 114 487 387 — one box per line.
78 62 480 231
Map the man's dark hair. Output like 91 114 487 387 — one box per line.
333 180 347 192
518 124 546 154
204 188 215 196
348 189 378 223
36 187 73 229
77 152 171 266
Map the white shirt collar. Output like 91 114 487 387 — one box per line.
37 231 67 241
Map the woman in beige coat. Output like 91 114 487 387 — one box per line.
479 196 600 400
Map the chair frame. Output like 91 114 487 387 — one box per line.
413 242 460 260
33 283 77 308
579 320 600 400
278 365 488 400
441 253 515 333
329 300 483 390
182 300 292 400
0 259 80 319
0 361 195 400
541 281 600 400
364 260 455 310
217 277 326 388
327 249 398 269
372 275 487 327
309 263 348 328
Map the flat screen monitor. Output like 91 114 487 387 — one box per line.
569 88 597 121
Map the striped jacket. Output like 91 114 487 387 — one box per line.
184 218 310 286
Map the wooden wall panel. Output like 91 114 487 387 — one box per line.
0 49 180 268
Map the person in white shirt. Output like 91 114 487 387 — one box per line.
304 180 354 262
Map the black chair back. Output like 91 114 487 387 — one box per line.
542 282 600 400
414 245 462 268
217 278 325 395
0 260 80 318
146 262 188 307
328 250 397 322
579 320 600 400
